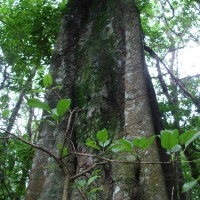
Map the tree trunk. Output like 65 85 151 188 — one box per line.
26 1 176 199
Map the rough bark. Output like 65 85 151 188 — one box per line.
26 1 175 199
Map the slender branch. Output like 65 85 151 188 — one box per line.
165 0 175 20
60 108 78 157
26 107 33 139
70 152 200 165
0 136 10 139
1 181 12 198
144 45 200 109
1 128 65 173
62 175 70 200
68 139 81 174
189 33 200 44
0 65 9 90
70 161 108 180
159 0 180 37
162 62 199 108
70 152 173 165
6 89 26 133
6 70 37 133
180 74 200 80
144 46 175 106
164 46 184 59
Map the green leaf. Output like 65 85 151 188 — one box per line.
86 139 100 150
51 113 59 121
160 130 179 150
179 130 195 146
62 147 68 157
43 73 52 87
169 144 181 153
182 180 197 193
27 98 51 113
138 136 156 150
56 99 71 116
87 176 100 186
184 131 200 148
89 187 103 193
132 136 155 150
50 108 59 120
103 139 110 147
96 128 108 146
109 144 124 153
2 109 10 118
132 138 140 147
117 139 133 152
109 139 134 153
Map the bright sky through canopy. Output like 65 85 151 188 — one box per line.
179 42 200 78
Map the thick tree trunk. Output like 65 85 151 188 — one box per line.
26 1 176 199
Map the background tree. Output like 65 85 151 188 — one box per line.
0 0 66 199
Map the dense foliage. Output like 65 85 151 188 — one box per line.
0 0 66 199
0 0 199 199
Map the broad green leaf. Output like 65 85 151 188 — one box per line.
184 131 200 148
139 136 156 150
160 130 179 150
87 176 100 186
96 128 108 146
179 130 195 146
170 145 181 153
51 108 59 120
2 109 10 118
43 73 52 87
132 138 140 147
182 180 197 193
118 139 133 152
89 187 103 193
109 144 124 153
27 98 51 113
62 147 68 157
103 139 110 147
86 139 100 150
56 99 71 116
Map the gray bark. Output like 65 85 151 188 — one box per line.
26 1 175 199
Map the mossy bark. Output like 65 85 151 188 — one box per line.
26 1 175 199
